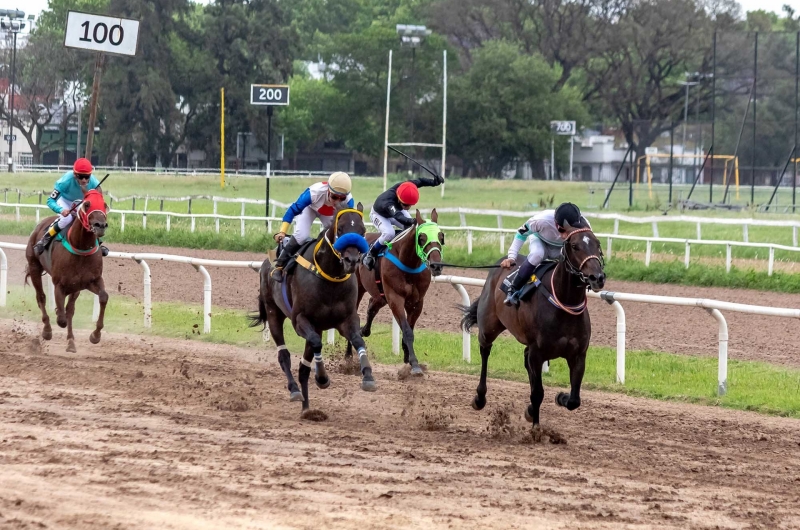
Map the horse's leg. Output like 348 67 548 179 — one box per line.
294 314 327 410
65 291 79 353
338 316 376 392
269 306 302 402
384 292 422 376
556 350 586 411
523 346 546 426
86 278 108 344
28 268 52 340
403 298 424 366
346 282 369 359
54 284 68 329
473 323 505 411
360 295 387 338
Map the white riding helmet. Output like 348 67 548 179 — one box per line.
328 171 352 195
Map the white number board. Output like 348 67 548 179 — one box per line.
645 147 658 155
550 121 577 136
64 11 140 56
251 84 290 106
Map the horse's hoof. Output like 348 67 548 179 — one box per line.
531 424 543 443
410 365 424 377
555 392 569 408
289 391 304 402
89 331 101 344
524 406 534 423
471 395 486 411
66 341 77 353
361 379 377 392
360 327 371 338
57 318 67 329
41 330 52 341
315 376 330 390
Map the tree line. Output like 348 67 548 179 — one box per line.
2 0 799 176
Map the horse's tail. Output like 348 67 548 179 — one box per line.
459 299 479 333
247 295 268 330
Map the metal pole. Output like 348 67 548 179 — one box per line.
383 50 392 191
265 106 273 227
440 50 447 198
669 122 674 204
410 47 416 159
85 53 105 160
628 147 633 208
751 32 758 206
7 30 17 172
722 78 754 204
602 145 633 209
569 134 574 181
794 31 799 212
76 102 82 159
712 33 717 203
681 82 689 160
550 136 554 180
220 88 225 188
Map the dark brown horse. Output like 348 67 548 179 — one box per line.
25 189 109 353
249 201 373 412
347 209 444 375
460 225 606 433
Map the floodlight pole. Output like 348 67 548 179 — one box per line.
440 50 447 198
383 50 392 192
7 28 17 172
266 106 273 227
794 31 799 212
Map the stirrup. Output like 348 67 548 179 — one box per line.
100 245 109 257
362 254 376 271
504 290 521 307
271 266 285 282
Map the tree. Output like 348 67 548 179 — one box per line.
447 40 588 177
0 30 84 164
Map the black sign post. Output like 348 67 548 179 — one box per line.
250 84 290 228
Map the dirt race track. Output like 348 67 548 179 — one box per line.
3 238 800 366
2 319 800 530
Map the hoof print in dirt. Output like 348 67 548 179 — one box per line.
301 409 328 422
397 364 428 381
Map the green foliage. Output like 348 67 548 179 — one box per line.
448 40 588 177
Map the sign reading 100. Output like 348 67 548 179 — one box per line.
250 84 290 106
64 12 140 56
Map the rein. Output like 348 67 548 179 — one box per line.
298 208 365 282
382 221 443 275
546 227 603 315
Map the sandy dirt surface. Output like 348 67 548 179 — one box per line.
2 237 800 367
1 319 799 530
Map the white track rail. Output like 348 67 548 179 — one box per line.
2 241 799 396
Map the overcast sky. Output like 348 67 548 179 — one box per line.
6 0 795 33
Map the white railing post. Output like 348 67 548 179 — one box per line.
191 216 196 233
327 329 335 345
645 241 652 267
0 247 6 307
269 203 276 233
143 197 149 229
467 230 473 255
15 205 19 222
651 221 658 238
606 237 613 259
136 259 152 328
612 301 626 384
497 215 505 254
451 283 471 362
193 264 212 333
92 295 100 322
392 317 401 355
696 222 701 240
120 212 126 232
707 308 728 396
166 214 171 232
684 242 690 268
726 244 732 273
214 200 219 233
743 224 748 242
613 218 619 235
46 275 55 311
768 246 774 276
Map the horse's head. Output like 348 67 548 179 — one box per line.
562 226 605 292
414 209 445 277
79 189 109 238
332 201 368 274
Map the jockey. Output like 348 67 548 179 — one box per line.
362 173 444 271
271 171 354 282
501 202 591 307
33 158 109 257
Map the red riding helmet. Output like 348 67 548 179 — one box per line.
73 158 93 175
396 182 420 206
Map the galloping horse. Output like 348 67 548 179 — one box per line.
460 223 606 432
249 201 373 412
25 189 109 353
347 209 444 376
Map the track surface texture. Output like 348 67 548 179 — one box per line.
3 239 800 367
1 319 799 529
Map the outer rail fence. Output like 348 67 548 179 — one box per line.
3 242 800 396
3 201 800 274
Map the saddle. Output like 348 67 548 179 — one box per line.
372 225 413 298
280 238 317 279
499 260 558 302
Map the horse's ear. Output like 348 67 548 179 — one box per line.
356 202 363 212
104 202 109 213
431 208 438 223
83 201 91 211
415 209 423 224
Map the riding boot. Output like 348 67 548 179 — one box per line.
504 259 537 307
33 219 63 256
362 242 385 271
272 237 301 282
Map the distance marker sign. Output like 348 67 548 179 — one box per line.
64 11 140 56
250 84 290 106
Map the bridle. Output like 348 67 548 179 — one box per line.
560 227 604 285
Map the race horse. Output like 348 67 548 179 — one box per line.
347 209 444 376
24 189 110 353
460 224 606 433
249 202 373 412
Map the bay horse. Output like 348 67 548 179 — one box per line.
249 201 373 412
24 189 110 353
347 209 444 376
460 224 606 433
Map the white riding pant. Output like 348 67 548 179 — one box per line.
292 207 333 244
55 197 76 230
370 207 411 245
524 237 561 266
